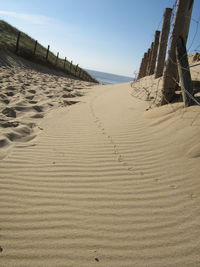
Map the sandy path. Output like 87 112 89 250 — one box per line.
0 83 200 267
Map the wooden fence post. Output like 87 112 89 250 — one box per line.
70 61 73 72
155 8 172 78
15 32 21 53
144 48 151 76
149 30 160 75
33 40 38 56
79 68 82 77
138 52 149 79
176 37 194 106
147 42 154 75
141 52 148 78
46 45 50 61
55 52 59 66
64 57 66 69
161 0 194 105
75 64 79 74
138 56 145 79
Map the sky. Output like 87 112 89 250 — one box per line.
0 0 200 77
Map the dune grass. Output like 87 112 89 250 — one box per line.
0 20 97 82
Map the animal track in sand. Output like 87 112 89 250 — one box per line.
89 99 135 175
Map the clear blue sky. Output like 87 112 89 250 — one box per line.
0 0 200 77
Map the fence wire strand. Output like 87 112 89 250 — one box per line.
131 0 200 123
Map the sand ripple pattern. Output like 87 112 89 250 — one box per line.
0 84 200 267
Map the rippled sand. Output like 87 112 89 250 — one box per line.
0 52 200 267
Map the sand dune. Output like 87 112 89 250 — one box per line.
0 51 95 159
1 54 200 266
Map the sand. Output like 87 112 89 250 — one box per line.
0 53 200 266
0 51 95 159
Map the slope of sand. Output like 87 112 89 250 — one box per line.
1 54 200 266
0 51 95 159
131 54 200 108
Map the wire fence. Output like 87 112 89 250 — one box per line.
16 32 98 83
131 0 200 110
0 20 98 83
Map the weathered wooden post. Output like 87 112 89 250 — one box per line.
144 48 151 76
55 52 59 66
46 45 50 61
70 61 73 72
138 56 145 79
64 57 66 69
75 64 79 74
155 8 172 78
176 37 194 106
15 31 21 53
147 42 154 75
79 68 82 77
149 30 160 75
139 52 149 79
33 40 38 56
83 72 86 81
141 52 148 78
161 0 194 105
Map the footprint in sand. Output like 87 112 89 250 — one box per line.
6 132 22 142
62 94 70 98
25 95 34 100
5 91 15 97
0 97 10 104
29 100 38 104
0 121 19 128
63 100 79 106
32 105 44 112
31 113 44 119
24 83 30 87
63 88 73 92
28 89 36 94
2 107 16 118
0 137 10 148
5 86 17 91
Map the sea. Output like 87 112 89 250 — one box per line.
86 69 133 85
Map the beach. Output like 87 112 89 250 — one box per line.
0 53 200 267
